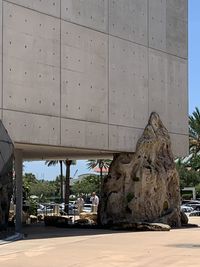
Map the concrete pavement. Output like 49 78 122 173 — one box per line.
0 218 200 267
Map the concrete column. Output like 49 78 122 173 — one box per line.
14 149 23 233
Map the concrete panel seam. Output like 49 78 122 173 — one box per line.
149 43 188 60
3 108 61 119
3 0 60 19
4 108 111 126
112 32 187 60
60 16 108 35
109 32 149 51
169 132 188 137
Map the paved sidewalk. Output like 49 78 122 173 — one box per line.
0 218 199 267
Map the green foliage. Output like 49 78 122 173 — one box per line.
163 201 169 211
181 193 193 200
189 107 200 153
71 174 100 195
176 161 200 188
23 172 60 202
176 107 200 199
189 155 200 171
87 159 111 171
126 192 134 203
27 198 38 216
132 177 140 182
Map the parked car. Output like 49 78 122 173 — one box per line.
82 204 92 213
181 205 194 213
37 204 54 215
189 211 200 216
184 202 200 211
59 202 78 215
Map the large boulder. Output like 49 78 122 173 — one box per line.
0 120 14 229
100 113 181 228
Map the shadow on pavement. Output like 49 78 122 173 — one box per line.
22 223 123 240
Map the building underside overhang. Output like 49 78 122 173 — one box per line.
15 142 115 161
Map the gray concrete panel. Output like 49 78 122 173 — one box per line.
3 2 60 116
166 11 187 59
149 0 166 52
61 21 108 123
149 0 187 58
2 110 60 145
61 0 108 33
109 36 148 129
109 125 143 152
0 0 2 112
149 49 188 135
170 133 189 157
6 0 60 17
61 118 108 150
109 0 147 45
166 0 188 21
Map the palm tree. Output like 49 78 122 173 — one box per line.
189 107 200 154
45 160 64 202
87 159 111 193
64 160 76 212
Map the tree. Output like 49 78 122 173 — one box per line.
71 174 100 195
87 159 111 193
23 173 61 203
188 154 200 172
23 173 38 201
189 107 200 153
45 160 64 202
176 160 200 188
64 160 76 212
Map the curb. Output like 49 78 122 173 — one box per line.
0 232 24 245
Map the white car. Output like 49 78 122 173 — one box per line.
82 204 92 213
181 205 194 213
189 210 200 216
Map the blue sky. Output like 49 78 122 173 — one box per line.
24 160 93 180
24 0 199 180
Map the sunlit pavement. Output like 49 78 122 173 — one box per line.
0 217 200 267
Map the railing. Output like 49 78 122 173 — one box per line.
37 203 78 223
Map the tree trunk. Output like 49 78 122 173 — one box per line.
65 160 72 212
59 161 63 203
100 166 103 195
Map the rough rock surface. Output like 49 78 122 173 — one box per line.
0 120 13 229
80 212 97 222
100 113 181 228
180 210 189 225
112 222 171 231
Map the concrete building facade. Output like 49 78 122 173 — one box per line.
0 0 188 160
0 0 188 232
